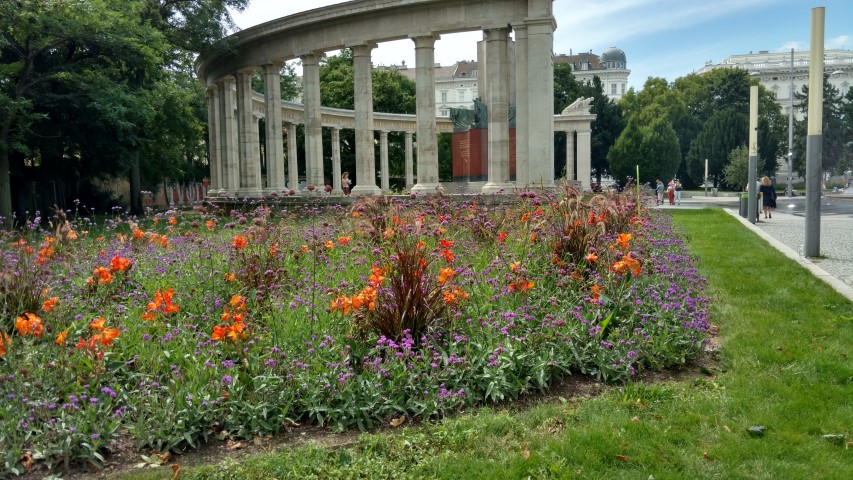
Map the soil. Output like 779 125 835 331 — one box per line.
18 336 722 480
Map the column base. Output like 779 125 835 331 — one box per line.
264 187 287 197
351 185 383 196
331 188 343 195
234 188 263 198
410 183 444 195
481 182 515 195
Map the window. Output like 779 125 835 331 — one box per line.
440 109 450 117
458 90 466 102
611 84 617 95
621 84 626 94
441 91 448 103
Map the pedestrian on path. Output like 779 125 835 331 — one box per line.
759 176 776 219
655 179 664 205
674 180 683 205
667 180 675 205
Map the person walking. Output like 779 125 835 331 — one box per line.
341 171 352 196
667 180 675 205
758 176 776 219
674 180 683 205
655 179 664 206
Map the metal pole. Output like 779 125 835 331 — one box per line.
804 7 824 257
787 48 794 198
747 85 759 224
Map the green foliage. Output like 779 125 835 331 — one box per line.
792 76 853 176
722 145 749 190
608 105 681 183
685 108 748 187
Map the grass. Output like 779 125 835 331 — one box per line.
114 209 853 480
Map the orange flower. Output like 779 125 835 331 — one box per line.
42 297 59 313
90 317 106 331
585 253 598 263
383 228 395 240
368 265 386 288
205 220 215 231
509 262 520 272
520 213 531 223
224 272 236 282
437 267 456 286
109 255 133 273
509 280 535 293
497 232 508 243
269 242 280 257
616 233 632 250
439 239 454 249
0 333 11 356
338 236 351 246
229 295 246 310
590 285 603 301
93 266 113 284
132 228 145 240
143 289 180 320
66 230 78 241
610 254 642 277
232 235 248 250
352 212 360 218
324 240 335 250
99 328 120 346
15 313 44 338
168 216 177 226
211 325 226 341
300 244 310 253
55 330 68 346
440 249 454 263
331 296 352 316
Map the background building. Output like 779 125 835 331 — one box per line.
554 47 630 101
697 49 853 119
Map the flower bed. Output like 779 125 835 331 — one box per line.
0 187 710 476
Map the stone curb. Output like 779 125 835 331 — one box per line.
724 208 853 303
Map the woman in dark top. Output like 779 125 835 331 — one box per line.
758 176 777 219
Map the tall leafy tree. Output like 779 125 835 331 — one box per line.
685 108 748 186
608 104 680 184
791 76 851 176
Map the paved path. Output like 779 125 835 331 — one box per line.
657 194 853 302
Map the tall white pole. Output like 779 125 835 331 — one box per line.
787 48 794 198
747 85 759 224
804 7 825 257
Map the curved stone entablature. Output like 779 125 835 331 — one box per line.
197 1 597 198
196 0 552 87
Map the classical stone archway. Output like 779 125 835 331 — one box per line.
195 0 594 197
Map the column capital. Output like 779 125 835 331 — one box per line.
235 67 257 76
524 16 557 30
411 35 440 48
349 43 377 56
217 75 236 86
483 27 511 41
300 52 325 65
260 59 285 68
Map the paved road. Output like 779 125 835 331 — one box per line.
658 193 853 302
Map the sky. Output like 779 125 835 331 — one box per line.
229 0 852 91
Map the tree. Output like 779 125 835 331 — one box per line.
791 76 851 176
722 145 750 190
608 104 680 184
686 108 748 187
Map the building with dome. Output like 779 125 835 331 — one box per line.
554 46 631 101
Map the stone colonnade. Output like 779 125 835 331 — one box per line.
200 1 578 197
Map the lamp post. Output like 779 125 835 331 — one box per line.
786 48 794 197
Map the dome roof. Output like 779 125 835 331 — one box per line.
601 47 626 63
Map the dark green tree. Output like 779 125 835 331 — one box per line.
791 76 850 176
608 104 680 184
685 108 748 186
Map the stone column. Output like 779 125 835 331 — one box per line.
513 24 529 187
379 130 390 192
565 130 576 181
577 128 592 190
482 28 513 194
526 3 556 189
205 87 223 196
410 35 440 194
254 112 264 189
301 53 325 190
351 44 381 196
331 127 343 195
235 69 262 197
218 77 239 195
286 122 300 194
405 131 414 189
263 62 286 194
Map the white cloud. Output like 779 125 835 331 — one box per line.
828 35 849 48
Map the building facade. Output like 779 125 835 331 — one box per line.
696 49 853 119
554 46 630 101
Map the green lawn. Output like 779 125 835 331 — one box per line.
118 209 853 480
